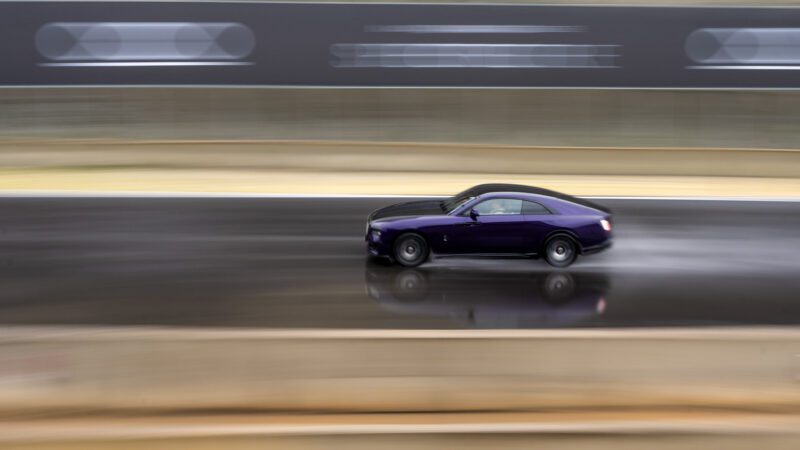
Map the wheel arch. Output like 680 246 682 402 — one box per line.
542 229 583 254
392 229 431 247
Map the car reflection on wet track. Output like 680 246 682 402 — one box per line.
365 263 609 328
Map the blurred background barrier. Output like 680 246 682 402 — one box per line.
3 89 800 195
4 139 800 178
4 89 800 149
1 328 799 414
3 2 800 195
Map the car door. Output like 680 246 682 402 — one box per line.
447 198 530 255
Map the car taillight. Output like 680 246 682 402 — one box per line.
600 219 612 232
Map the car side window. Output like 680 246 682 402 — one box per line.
472 198 523 215
523 201 551 215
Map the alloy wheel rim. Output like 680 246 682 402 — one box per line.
548 239 573 262
399 239 420 262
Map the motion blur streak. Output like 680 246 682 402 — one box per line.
330 44 620 68
687 28 800 65
1 326 799 448
690 65 800 70
39 61 254 67
364 25 586 34
36 22 256 62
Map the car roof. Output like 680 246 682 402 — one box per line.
460 184 611 214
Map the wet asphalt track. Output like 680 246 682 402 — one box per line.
1 197 799 329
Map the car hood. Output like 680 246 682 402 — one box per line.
368 200 445 221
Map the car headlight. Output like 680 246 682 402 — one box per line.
600 219 612 232
371 229 382 240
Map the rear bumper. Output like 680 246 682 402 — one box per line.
582 240 612 255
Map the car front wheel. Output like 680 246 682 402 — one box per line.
544 236 577 268
393 233 429 267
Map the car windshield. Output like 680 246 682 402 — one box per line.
440 193 475 213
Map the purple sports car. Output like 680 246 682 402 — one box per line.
365 184 612 268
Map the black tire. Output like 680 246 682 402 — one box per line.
393 233 429 267
544 235 578 268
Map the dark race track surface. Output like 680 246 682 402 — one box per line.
1 197 799 329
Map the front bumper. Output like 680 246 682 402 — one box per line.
366 227 392 258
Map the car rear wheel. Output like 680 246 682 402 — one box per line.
393 233 428 267
544 235 577 268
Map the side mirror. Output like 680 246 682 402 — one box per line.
469 208 481 221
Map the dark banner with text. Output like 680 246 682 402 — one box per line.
3 2 800 88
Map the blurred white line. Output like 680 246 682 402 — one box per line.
689 65 800 70
0 191 442 199
365 25 585 33
331 43 619 68
0 191 799 202
335 43 614 49
40 62 253 67
3 419 800 442
582 196 800 202
3 85 800 91
2 325 800 342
